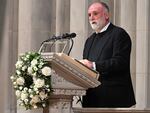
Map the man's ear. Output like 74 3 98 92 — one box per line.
105 12 110 20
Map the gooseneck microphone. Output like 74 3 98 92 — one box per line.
44 33 76 42
57 33 76 39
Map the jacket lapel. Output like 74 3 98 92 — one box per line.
95 23 114 61
83 33 97 59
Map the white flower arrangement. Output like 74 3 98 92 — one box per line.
11 52 52 110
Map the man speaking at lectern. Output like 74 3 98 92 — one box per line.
80 2 136 107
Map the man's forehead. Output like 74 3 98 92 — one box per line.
88 3 103 13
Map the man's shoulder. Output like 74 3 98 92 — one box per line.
110 23 131 42
110 23 128 34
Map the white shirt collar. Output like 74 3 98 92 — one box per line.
96 22 110 34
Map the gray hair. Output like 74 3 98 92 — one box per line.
100 2 109 12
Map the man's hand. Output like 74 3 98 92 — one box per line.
80 59 93 69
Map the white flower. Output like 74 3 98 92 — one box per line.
34 79 45 88
38 64 43 68
20 103 24 106
23 87 28 91
24 57 28 61
24 99 29 104
40 62 44 66
36 90 39 94
16 77 25 85
21 92 28 100
28 67 33 74
32 77 36 82
33 66 38 71
39 91 47 100
26 55 30 59
28 89 32 93
31 59 38 66
33 105 37 109
16 90 21 98
22 66 27 71
16 70 21 75
34 87 38 91
18 100 23 105
42 66 51 76
31 95 40 104
10 76 14 80
30 94 33 98
15 60 23 69
46 85 49 88
47 89 51 92
32 72 37 76
19 86 23 90
13 82 17 85
42 104 46 107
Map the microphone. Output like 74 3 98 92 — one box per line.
62 32 76 39
44 33 76 42
53 33 76 40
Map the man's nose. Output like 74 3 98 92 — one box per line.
89 15 95 21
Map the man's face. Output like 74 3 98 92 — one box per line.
88 3 108 32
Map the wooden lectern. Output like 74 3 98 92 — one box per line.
41 53 100 113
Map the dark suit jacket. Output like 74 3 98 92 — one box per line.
82 23 136 107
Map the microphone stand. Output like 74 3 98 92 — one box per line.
67 38 74 56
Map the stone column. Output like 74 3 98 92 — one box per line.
69 0 88 107
0 0 18 113
70 0 88 60
18 0 55 53
55 0 70 35
55 0 70 53
18 0 55 112
123 0 137 94
136 0 150 109
147 1 150 108
114 0 137 92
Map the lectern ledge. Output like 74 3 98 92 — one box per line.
41 52 100 113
